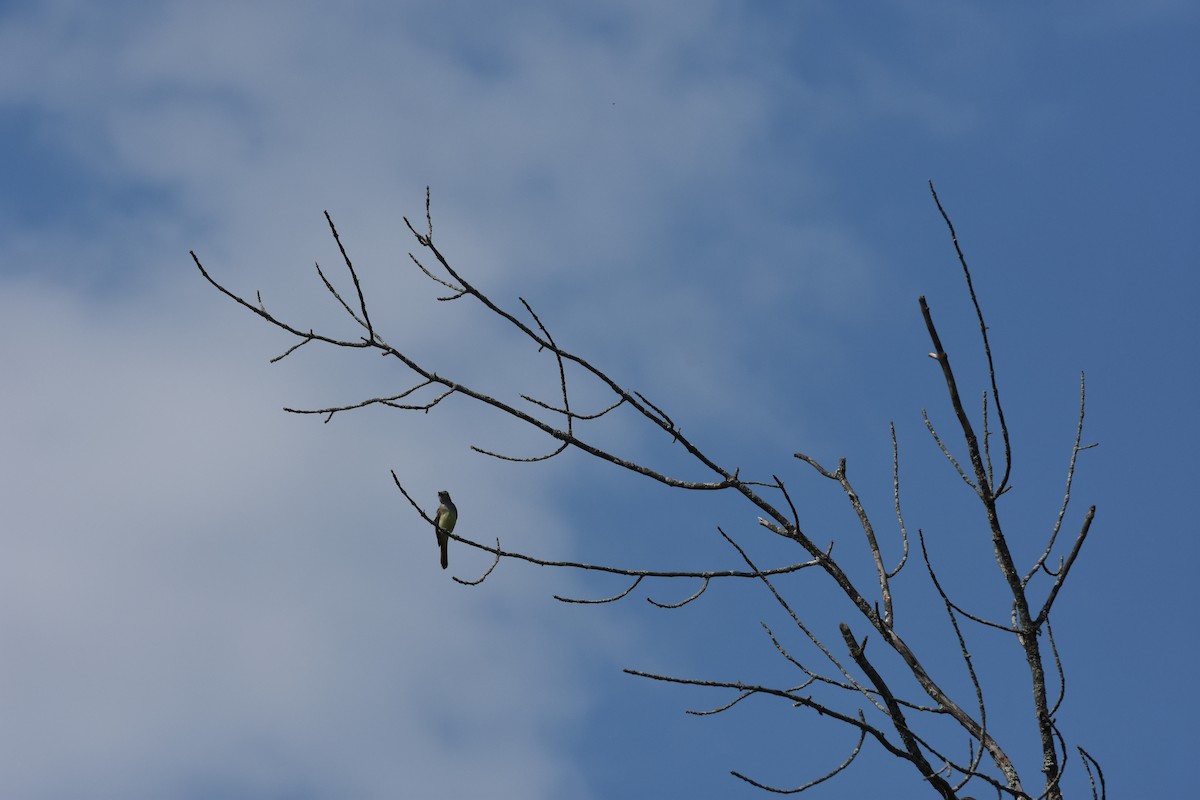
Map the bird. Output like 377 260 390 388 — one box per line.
434 490 457 570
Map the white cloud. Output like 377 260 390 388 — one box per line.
0 266 613 797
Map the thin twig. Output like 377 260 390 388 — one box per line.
313 259 367 330
731 723 866 794
1046 618 1066 718
929 181 1012 496
647 578 711 609
323 211 375 341
624 667 908 759
1079 746 1106 800
1025 372 1096 586
919 529 1017 633
1035 507 1095 627
716 527 886 714
922 410 977 491
556 576 644 604
889 422 911 580
832 458 894 626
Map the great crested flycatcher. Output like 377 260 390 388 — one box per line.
434 490 457 570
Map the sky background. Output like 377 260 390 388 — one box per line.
1 1 1197 798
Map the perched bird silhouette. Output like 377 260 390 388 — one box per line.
434 490 457 570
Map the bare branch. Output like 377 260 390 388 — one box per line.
270 334 314 363
522 393 626 420
716 527 886 714
323 211 375 341
760 623 822 684
472 440 569 463
455 540 502 586
1025 372 1095 587
313 259 367 331
623 667 908 759
686 689 755 716
396 213 757 496
794 454 894 620
1033 724 1069 800
411 522 822 584
792 450 837 479
889 422 911 579
922 409 977 491
1078 747 1106 800
929 181 1012 496
916 529 991 782
919 298 995 503
634 390 677 434
391 470 809 591
730 723 866 794
646 578 711 609
519 295 572 432
390 470 430 520
919 530 1017 634
1046 618 1066 718
839 623 958 800
423 185 433 240
762 622 942 713
408 252 466 297
284 381 447 421
982 390 995 492
556 575 644 604
771 473 803 533
192 251 374 352
1034 506 1095 627
833 458 893 626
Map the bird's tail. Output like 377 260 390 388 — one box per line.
440 540 449 570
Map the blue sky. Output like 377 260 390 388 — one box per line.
1 1 1196 798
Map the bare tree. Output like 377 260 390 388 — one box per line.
191 183 1104 800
